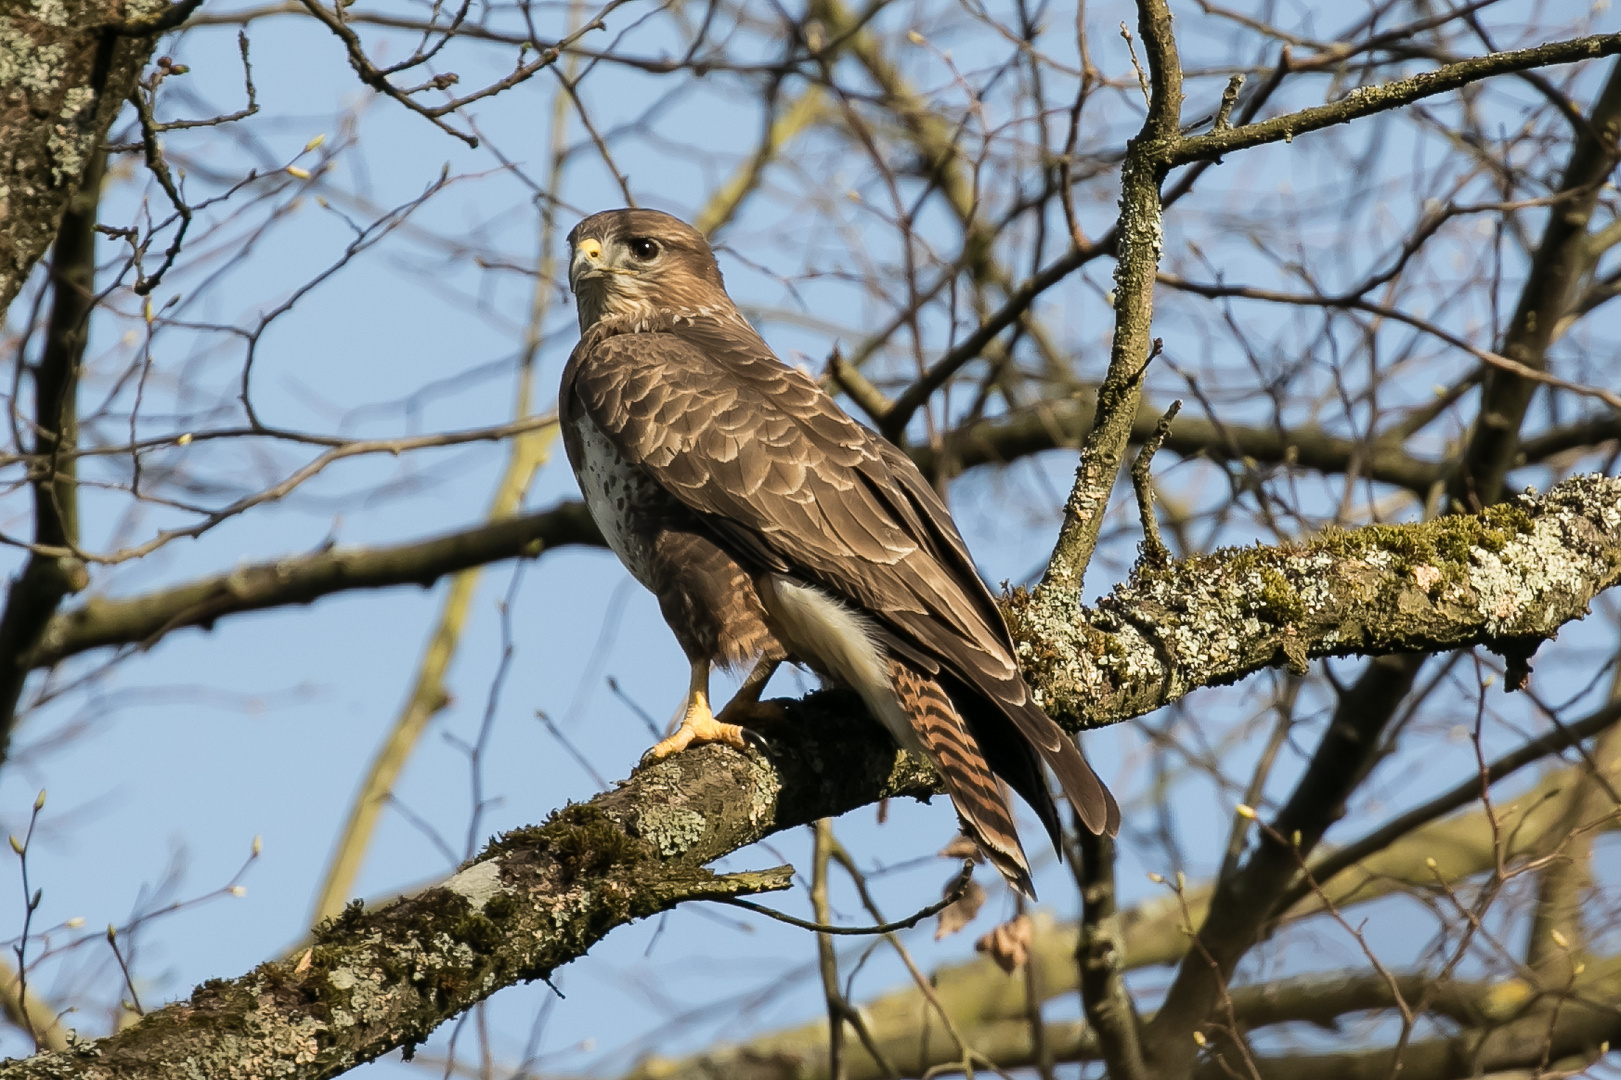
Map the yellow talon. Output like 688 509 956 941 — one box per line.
642 662 751 763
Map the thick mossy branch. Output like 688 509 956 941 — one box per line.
0 697 935 1079
3 479 1616 1077
1013 475 1621 732
616 761 1621 1080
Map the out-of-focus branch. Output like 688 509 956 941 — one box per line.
308 430 555 925
805 0 1072 441
1283 696 1621 910
1522 683 1621 981
1145 651 1424 1075
1073 829 1146 1080
914 393 1448 493
27 501 602 669
314 96 579 923
0 958 67 1053
0 150 102 765
1454 59 1621 510
809 821 847 1080
696 89 825 236
1516 414 1621 464
1203 995 1619 1080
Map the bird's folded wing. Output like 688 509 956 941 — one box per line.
570 324 999 652
571 320 1119 835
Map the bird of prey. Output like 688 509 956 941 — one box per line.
561 208 1119 893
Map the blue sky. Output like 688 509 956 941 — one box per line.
0 0 1618 1074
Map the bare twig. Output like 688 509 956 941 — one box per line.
1129 397 1181 566
721 861 974 936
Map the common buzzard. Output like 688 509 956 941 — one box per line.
561 208 1118 893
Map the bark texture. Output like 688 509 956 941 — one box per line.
0 0 163 313
0 476 1617 1079
616 755 1621 1080
1010 475 1621 732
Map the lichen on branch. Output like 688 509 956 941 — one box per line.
1009 474 1621 731
2 477 1617 1078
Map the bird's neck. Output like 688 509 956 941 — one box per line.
576 298 753 339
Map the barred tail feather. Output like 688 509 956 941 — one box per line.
891 660 1036 897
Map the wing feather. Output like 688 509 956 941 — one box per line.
566 314 1118 837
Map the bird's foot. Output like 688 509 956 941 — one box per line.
715 696 788 728
641 694 752 765
715 697 785 755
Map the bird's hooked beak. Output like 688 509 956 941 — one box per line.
569 237 617 293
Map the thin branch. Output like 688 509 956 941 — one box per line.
1129 399 1181 566
1170 34 1621 167
721 861 974 936
29 500 600 669
1287 698 1621 912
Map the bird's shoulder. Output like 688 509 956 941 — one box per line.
566 309 881 476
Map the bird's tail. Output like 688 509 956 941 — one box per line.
890 659 1035 896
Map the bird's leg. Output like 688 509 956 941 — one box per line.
642 659 752 763
716 656 787 727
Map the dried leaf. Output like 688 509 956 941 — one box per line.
975 913 1033 973
934 875 986 940
937 833 983 863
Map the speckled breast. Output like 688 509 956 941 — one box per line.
569 413 672 591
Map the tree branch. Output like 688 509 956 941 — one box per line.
0 2 159 315
0 149 102 763
1041 0 1182 591
1170 34 1621 168
1454 58 1621 509
3 476 1617 1076
27 502 602 668
1009 475 1621 733
1073 829 1147 1080
1201 995 1620 1080
616 761 1621 1080
0 697 937 1079
39 388 1613 674
917 394 1455 492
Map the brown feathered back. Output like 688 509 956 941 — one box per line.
562 210 1119 892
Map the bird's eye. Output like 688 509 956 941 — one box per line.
627 237 660 261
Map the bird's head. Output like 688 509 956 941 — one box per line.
567 209 730 332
